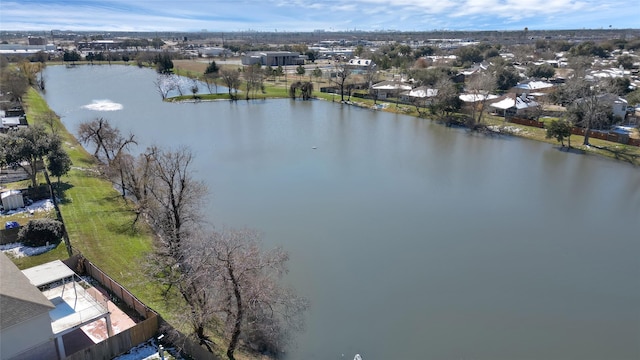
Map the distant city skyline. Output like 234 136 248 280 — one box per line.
0 0 637 33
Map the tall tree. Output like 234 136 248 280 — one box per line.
296 64 306 77
220 68 241 100
203 61 220 94
431 78 462 125
526 64 556 80
145 146 206 259
562 77 613 145
331 62 352 102
0 67 29 103
466 72 496 128
0 124 61 188
243 64 264 100
155 52 174 74
46 140 72 185
205 227 309 360
77 117 137 197
77 117 136 166
546 119 573 148
312 67 323 89
493 65 520 91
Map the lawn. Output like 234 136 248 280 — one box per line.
9 88 246 358
11 88 178 315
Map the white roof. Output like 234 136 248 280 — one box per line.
406 87 438 98
515 81 554 91
459 93 499 103
22 260 76 288
348 59 373 66
490 95 539 110
1 190 21 199
1 116 21 126
372 81 412 91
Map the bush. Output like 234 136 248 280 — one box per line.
17 218 64 247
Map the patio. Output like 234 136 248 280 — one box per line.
22 260 136 358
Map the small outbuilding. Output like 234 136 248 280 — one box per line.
1 190 24 211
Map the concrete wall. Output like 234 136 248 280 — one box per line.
1 313 56 360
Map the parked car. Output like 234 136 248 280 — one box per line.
5 221 19 229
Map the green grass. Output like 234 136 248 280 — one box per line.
11 88 174 311
10 87 238 356
482 114 640 165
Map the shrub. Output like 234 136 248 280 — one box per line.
18 218 64 247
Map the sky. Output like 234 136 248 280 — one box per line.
0 0 637 33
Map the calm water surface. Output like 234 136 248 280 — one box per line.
43 65 640 360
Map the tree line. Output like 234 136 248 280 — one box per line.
77 118 308 359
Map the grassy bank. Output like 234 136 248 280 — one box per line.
15 87 254 358
15 88 178 317
172 59 639 165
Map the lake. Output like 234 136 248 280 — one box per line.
42 65 640 360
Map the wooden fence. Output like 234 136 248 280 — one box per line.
508 117 640 146
157 318 222 360
508 117 545 128
82 260 154 318
62 255 160 359
65 316 158 360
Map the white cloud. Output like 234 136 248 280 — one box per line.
0 0 637 31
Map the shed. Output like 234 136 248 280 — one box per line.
1 190 24 211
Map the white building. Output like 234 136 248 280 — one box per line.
1 190 24 211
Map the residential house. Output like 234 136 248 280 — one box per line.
1 253 57 360
512 80 555 94
459 62 489 76
371 80 412 99
490 93 540 118
1 254 114 360
458 93 499 104
400 86 438 104
597 93 629 120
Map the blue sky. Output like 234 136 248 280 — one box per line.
1 0 637 32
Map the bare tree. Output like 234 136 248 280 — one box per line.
79 118 136 162
465 72 496 128
116 146 167 228
432 78 462 125
205 227 309 360
145 146 207 259
155 74 177 100
77 117 120 162
331 62 352 102
220 68 241 100
0 67 29 102
563 77 613 145
203 74 218 95
77 118 137 197
364 62 379 103
243 64 264 99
